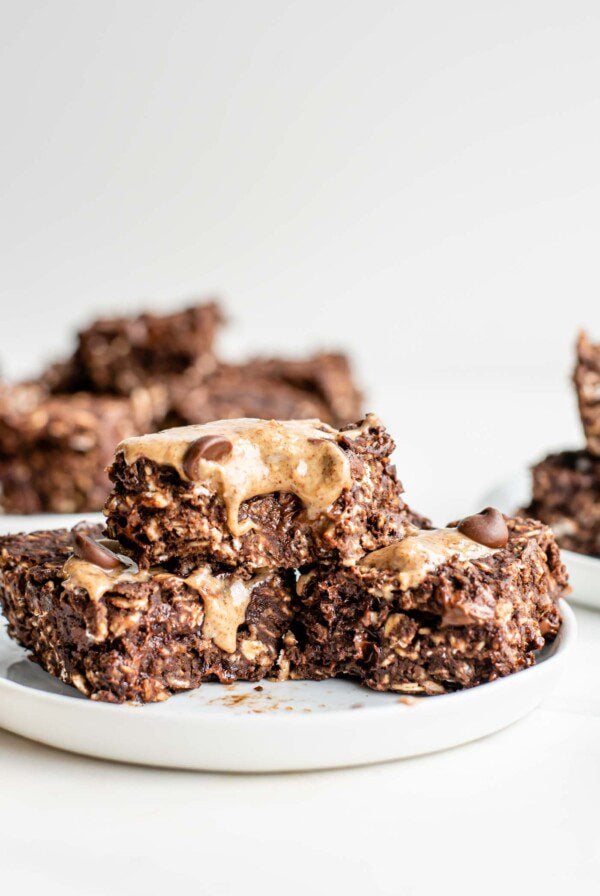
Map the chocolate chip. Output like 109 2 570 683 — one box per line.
183 435 233 479
72 530 123 570
96 539 139 573
457 507 509 549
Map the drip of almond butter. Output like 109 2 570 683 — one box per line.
63 556 151 603
178 568 266 653
63 556 267 653
116 417 367 536
360 528 498 591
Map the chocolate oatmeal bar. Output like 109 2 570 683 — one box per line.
105 414 426 573
250 353 362 426
522 449 600 557
0 525 293 702
48 301 223 396
0 384 158 514
169 352 362 429
574 332 600 456
281 513 567 693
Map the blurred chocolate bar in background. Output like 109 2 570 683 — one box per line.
0 298 362 512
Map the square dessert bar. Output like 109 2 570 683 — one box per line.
280 514 567 694
574 332 600 456
105 414 426 573
47 300 223 396
523 449 600 557
169 352 362 429
250 353 362 427
0 384 158 514
0 526 293 703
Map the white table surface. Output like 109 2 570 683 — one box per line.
1 377 598 895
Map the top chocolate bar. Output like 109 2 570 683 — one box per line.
574 332 600 456
573 333 600 455
42 300 362 429
105 414 426 572
47 301 223 395
168 352 362 429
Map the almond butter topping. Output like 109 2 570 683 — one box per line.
360 527 498 590
177 568 265 653
62 555 266 653
63 556 151 604
117 418 356 536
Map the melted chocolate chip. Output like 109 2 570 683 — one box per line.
183 435 233 479
441 606 475 627
457 507 509 549
72 531 123 570
96 539 139 573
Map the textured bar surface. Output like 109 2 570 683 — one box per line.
280 517 567 693
0 525 294 703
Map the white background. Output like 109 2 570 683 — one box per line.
0 2 599 894
2 0 599 521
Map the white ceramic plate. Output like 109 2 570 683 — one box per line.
0 604 575 772
0 513 576 771
482 472 600 611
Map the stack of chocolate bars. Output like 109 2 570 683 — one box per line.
523 332 600 558
0 300 361 512
0 414 567 703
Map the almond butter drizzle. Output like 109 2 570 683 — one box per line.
63 555 266 653
117 417 360 537
360 527 498 590
63 556 150 603
176 567 266 653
